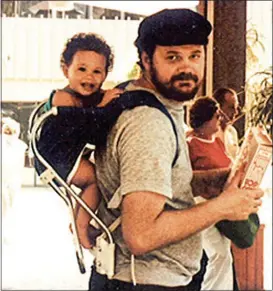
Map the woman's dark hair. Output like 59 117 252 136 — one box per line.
60 33 114 72
189 96 219 129
213 87 237 106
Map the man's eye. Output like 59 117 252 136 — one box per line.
79 67 86 72
167 55 180 61
190 54 201 60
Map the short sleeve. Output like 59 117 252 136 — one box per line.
115 107 177 199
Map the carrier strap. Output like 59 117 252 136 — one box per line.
115 82 179 167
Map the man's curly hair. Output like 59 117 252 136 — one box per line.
60 33 114 73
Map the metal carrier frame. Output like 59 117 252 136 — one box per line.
28 103 116 278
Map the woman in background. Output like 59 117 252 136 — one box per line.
2 117 27 244
186 96 235 291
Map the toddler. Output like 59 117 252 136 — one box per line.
36 33 123 248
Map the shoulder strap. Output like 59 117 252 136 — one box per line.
114 82 178 166
96 88 179 237
61 87 103 106
61 87 80 98
110 89 179 167
105 90 180 234
44 90 56 112
115 80 133 90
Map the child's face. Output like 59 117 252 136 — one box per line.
63 50 107 96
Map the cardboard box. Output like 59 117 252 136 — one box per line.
227 125 272 189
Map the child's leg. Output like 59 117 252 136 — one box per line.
72 158 100 214
71 159 101 249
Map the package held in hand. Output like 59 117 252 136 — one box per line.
226 125 272 189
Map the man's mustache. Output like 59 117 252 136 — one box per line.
171 72 199 83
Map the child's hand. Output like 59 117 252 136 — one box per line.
98 88 124 107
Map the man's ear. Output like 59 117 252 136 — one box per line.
62 65 69 78
141 52 151 71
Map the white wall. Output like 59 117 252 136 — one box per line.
2 16 141 102
246 3 272 289
246 1 272 75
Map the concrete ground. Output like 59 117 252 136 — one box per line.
2 183 94 290
1 167 272 290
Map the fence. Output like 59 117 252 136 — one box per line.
2 15 141 102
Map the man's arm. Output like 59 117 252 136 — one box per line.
115 107 262 256
191 167 230 198
122 175 263 256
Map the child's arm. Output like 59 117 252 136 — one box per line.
97 88 124 107
52 90 79 107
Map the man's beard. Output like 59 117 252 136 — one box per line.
150 65 200 102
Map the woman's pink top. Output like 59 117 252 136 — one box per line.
187 136 232 170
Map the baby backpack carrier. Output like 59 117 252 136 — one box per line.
28 84 178 277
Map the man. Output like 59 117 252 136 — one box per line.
214 87 240 161
88 9 263 291
213 87 242 290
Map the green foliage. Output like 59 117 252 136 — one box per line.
244 67 273 139
246 25 265 72
245 24 272 140
127 63 141 80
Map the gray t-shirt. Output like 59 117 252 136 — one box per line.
94 83 202 286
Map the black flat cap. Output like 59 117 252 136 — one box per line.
135 9 212 48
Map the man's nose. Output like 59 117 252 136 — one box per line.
178 58 192 70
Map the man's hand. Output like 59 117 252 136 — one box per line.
214 165 264 221
121 165 263 256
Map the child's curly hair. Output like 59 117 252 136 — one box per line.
60 33 114 73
